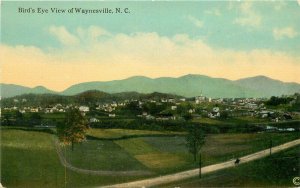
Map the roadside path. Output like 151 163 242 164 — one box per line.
53 138 153 176
101 138 300 188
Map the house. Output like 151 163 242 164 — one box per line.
260 110 273 118
286 128 295 132
212 107 220 113
168 98 175 103
146 115 155 120
79 106 90 112
90 118 99 123
45 108 53 113
245 103 258 109
156 113 176 121
266 125 277 131
19 109 26 114
208 112 220 118
188 109 195 114
195 95 206 104
108 114 116 118
208 107 220 118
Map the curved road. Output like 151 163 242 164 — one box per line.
101 139 300 188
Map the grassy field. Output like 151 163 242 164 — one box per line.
0 128 147 188
64 139 148 171
193 116 270 125
1 127 299 187
113 131 300 174
87 128 183 139
160 145 300 187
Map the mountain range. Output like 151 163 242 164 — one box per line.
1 75 300 98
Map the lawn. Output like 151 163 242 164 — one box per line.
159 145 300 187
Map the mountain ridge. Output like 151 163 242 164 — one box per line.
1 75 300 98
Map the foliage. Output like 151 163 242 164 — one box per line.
57 107 89 150
185 124 206 161
266 96 293 106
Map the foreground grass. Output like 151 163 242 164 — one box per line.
0 128 147 188
160 145 300 187
114 132 300 174
1 127 299 187
64 139 148 171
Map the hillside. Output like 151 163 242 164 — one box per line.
1 75 300 98
0 90 182 106
0 84 56 98
61 75 300 98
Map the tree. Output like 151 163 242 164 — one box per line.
185 124 206 162
57 107 89 151
29 113 42 125
183 113 193 121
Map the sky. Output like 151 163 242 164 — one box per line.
1 1 300 91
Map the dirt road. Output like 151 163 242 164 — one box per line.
101 138 300 188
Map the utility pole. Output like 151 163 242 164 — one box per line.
269 139 272 155
199 152 202 178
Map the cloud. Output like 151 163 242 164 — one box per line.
1 26 300 91
234 2 261 27
186 15 204 28
274 1 286 11
49 26 79 46
273 27 298 40
205 8 221 16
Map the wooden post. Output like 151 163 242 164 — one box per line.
199 152 202 178
64 146 67 188
269 139 272 155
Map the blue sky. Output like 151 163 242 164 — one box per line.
1 1 300 90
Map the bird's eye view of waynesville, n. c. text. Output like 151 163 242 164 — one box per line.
1 1 300 188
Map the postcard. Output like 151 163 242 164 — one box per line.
1 1 300 187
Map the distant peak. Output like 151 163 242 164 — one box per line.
251 75 270 79
126 76 152 80
236 75 276 82
179 74 210 79
33 85 46 89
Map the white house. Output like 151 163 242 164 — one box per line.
90 118 99 123
108 114 116 117
212 107 220 113
79 106 90 112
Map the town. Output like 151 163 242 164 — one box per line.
1 91 299 133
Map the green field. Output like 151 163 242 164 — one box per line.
160 145 300 187
64 139 148 171
193 116 271 125
112 132 300 174
1 127 299 187
87 128 183 139
0 128 147 188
